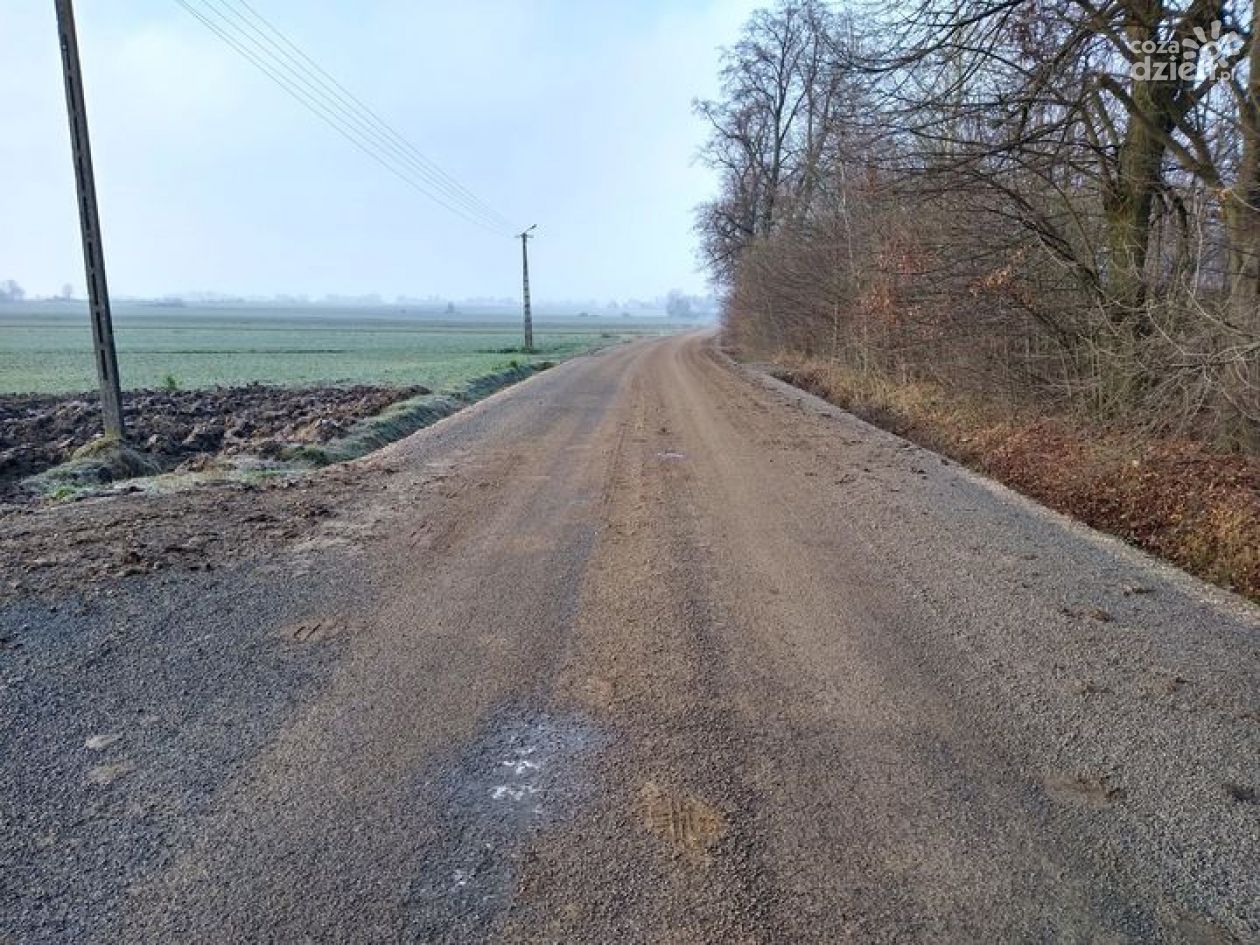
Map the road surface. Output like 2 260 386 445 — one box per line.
2 332 1258 943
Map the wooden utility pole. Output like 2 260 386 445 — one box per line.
55 0 125 438
519 225 536 352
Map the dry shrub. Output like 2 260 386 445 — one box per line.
782 356 1260 601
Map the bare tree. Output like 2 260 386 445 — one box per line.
697 0 1260 442
695 0 856 279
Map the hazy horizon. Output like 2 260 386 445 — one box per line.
1 1 759 302
0 289 715 312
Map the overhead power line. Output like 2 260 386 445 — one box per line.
173 0 516 235
175 0 510 233
204 0 512 231
218 0 514 232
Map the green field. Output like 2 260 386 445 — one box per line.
0 302 685 395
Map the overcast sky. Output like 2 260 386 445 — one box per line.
1 0 759 302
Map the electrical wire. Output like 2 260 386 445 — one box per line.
203 0 512 230
217 0 516 231
173 0 516 236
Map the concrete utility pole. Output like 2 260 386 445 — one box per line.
55 0 125 438
519 225 536 352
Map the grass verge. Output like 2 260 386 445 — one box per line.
23 436 161 498
777 358 1260 603
281 362 543 466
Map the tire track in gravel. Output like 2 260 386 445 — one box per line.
4 333 1256 944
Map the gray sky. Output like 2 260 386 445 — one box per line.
1 1 758 302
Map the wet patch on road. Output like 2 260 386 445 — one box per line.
406 706 606 943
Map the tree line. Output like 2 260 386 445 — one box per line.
697 0 1260 446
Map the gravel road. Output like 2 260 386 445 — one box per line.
2 332 1257 943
